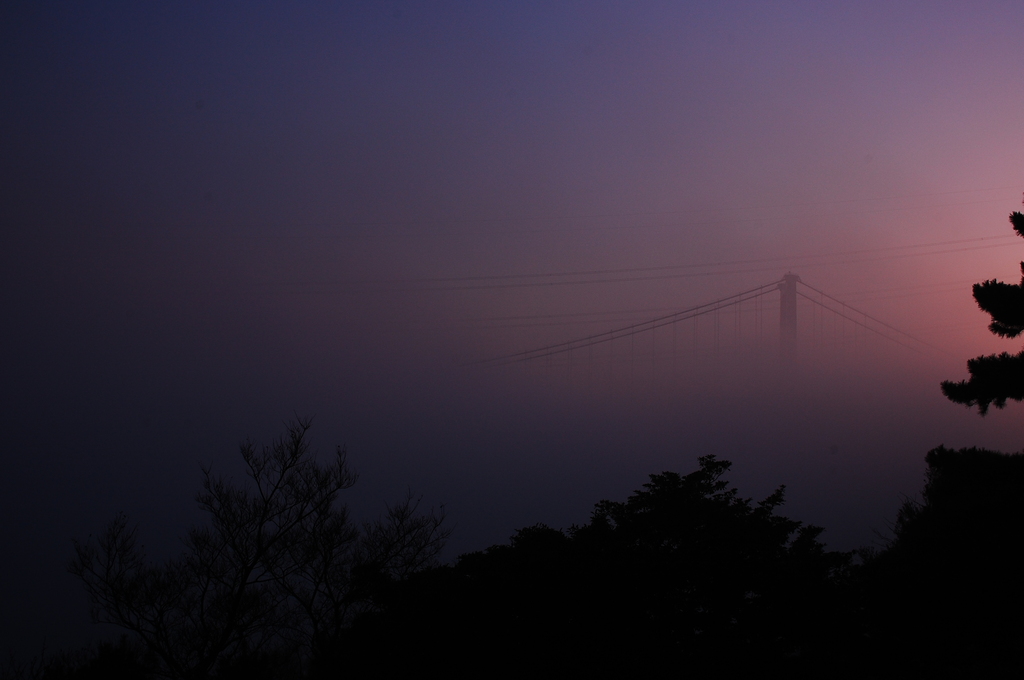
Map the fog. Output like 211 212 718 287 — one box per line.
3 0 1024 655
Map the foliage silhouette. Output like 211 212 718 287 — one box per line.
60 438 1024 677
863 446 1024 674
941 205 1024 413
0 638 153 680
335 456 856 677
69 420 449 680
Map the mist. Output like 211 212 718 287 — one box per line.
3 0 1024 658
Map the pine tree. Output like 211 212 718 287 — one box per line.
941 207 1024 413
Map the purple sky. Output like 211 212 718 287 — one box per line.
3 1 1024 653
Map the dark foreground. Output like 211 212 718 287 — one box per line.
7 441 1024 680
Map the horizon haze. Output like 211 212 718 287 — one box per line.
3 0 1024 655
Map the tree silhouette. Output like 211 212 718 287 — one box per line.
864 446 1024 673
941 206 1024 413
69 420 449 680
337 456 855 677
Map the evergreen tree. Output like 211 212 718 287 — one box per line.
941 207 1024 413
337 456 855 677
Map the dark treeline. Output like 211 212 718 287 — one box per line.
7 427 1024 679
338 447 1024 678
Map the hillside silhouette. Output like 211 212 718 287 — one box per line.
6 430 1024 678
334 456 857 678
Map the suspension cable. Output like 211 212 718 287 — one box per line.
477 280 782 365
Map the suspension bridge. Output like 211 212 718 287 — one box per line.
479 273 946 369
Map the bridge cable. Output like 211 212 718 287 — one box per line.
477 279 781 365
797 281 952 357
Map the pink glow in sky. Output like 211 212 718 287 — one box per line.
3 1 1024 653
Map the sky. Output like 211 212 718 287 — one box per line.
3 0 1024 653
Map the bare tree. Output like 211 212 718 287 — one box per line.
70 419 448 679
357 493 450 580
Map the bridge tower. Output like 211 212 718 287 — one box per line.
779 273 800 364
